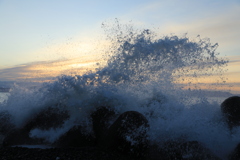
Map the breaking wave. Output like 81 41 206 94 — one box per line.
0 21 235 159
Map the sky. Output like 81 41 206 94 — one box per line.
0 0 240 93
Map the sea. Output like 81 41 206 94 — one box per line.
0 24 239 159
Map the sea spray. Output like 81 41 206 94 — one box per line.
0 22 234 158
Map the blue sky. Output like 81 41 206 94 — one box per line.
0 0 240 92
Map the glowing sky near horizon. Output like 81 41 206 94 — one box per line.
0 0 240 93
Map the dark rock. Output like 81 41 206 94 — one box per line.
229 143 240 160
0 110 15 135
105 111 149 158
24 105 70 132
3 104 69 146
159 140 220 160
221 96 240 129
54 125 95 147
91 107 150 158
169 141 220 160
0 146 134 160
2 128 44 146
91 106 116 145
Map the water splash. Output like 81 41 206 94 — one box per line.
0 21 234 158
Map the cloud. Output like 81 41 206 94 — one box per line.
125 1 240 53
222 55 240 85
227 55 240 63
158 4 240 50
0 58 100 82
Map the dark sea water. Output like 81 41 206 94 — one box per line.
0 23 238 159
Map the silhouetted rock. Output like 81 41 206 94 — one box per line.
159 140 220 160
91 108 150 158
3 104 69 146
24 105 69 132
91 106 116 145
106 111 149 158
54 125 95 147
221 96 240 129
2 128 44 146
229 143 240 160
0 146 134 160
0 111 15 135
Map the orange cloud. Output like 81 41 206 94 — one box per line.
0 57 104 82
